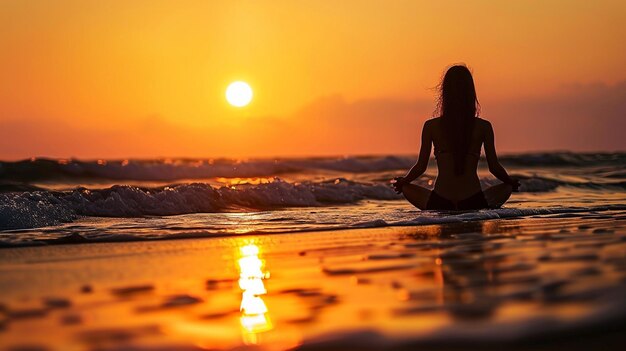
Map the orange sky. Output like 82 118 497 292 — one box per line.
1 0 625 159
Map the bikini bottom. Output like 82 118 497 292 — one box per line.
426 191 488 210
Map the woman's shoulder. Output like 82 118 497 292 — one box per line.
427 116 442 125
424 117 442 132
475 117 492 128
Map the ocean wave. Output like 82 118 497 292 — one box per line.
3 203 625 247
389 204 626 226
1 174 623 230
1 152 624 182
0 179 400 230
498 152 626 167
0 156 414 182
0 192 78 230
492 175 626 192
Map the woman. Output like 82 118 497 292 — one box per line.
392 65 519 210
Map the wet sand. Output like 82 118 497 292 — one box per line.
1 212 626 350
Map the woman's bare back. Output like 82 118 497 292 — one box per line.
393 117 518 210
428 117 488 201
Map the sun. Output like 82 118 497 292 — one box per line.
226 81 253 107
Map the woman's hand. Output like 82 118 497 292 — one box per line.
391 177 407 194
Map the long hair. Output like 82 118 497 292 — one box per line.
434 64 481 174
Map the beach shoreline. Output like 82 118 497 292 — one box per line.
1 213 625 350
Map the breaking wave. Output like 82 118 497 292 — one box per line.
0 179 398 230
0 174 622 230
1 152 624 182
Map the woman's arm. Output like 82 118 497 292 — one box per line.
483 121 520 191
392 120 432 192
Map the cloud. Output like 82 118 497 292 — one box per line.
247 81 626 155
1 82 625 159
483 81 626 151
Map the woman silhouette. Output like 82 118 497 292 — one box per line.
393 64 519 210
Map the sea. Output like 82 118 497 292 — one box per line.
1 152 625 246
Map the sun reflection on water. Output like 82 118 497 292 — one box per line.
238 243 272 344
